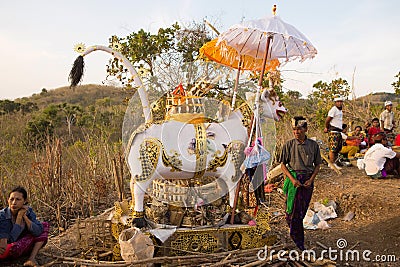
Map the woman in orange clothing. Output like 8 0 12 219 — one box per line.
339 125 363 159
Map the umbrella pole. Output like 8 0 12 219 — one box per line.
257 35 272 88
252 35 272 144
231 57 242 110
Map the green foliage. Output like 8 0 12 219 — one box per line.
20 101 39 115
24 104 63 148
42 104 60 123
40 88 48 95
107 21 213 93
391 71 400 95
309 78 350 103
308 78 351 127
57 103 83 136
286 90 302 100
24 115 54 148
109 23 180 76
24 100 122 148
0 100 21 114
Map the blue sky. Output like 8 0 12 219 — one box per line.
0 0 399 100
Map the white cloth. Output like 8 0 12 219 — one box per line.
327 106 342 130
149 227 177 243
363 144 396 175
379 110 394 130
357 158 365 170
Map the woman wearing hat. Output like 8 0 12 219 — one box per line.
380 101 396 133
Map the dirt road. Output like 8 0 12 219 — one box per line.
271 164 400 266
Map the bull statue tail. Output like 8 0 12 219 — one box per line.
68 55 84 88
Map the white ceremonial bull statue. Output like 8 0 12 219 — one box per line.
69 45 287 227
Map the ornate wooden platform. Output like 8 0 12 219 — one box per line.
110 204 276 260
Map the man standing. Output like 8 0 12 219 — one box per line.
280 116 322 251
324 96 344 169
380 101 396 133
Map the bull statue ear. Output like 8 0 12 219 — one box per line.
261 88 270 102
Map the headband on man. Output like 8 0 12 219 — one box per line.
292 116 307 128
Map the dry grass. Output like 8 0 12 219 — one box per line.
0 85 398 237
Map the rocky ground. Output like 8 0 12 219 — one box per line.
269 164 400 266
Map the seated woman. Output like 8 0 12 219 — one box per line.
340 124 364 159
0 186 49 267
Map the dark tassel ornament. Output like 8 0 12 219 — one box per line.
68 55 85 88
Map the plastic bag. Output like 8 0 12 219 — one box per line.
303 209 318 230
119 227 154 263
314 202 337 221
243 143 271 169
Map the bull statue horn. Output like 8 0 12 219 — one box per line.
68 45 151 123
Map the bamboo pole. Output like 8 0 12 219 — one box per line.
320 151 342 175
230 175 243 224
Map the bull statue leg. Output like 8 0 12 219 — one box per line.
221 141 245 208
130 179 153 228
129 138 161 228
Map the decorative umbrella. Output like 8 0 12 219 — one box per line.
219 14 317 67
200 6 317 110
216 7 317 139
219 10 316 107
201 6 318 218
200 38 280 72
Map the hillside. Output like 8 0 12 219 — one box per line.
16 84 133 108
0 85 398 266
355 92 398 106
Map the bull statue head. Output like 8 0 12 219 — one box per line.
245 89 287 121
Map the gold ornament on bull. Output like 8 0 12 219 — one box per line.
73 43 86 53
111 41 122 51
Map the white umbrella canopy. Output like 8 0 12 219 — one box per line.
218 12 318 159
218 15 317 64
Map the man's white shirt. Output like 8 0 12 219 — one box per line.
363 143 396 175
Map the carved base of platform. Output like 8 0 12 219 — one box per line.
110 206 276 260
155 224 276 257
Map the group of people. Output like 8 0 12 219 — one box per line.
325 97 399 175
280 97 398 251
0 186 48 266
